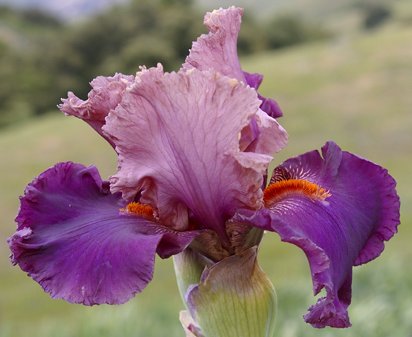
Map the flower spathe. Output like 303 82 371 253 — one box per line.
8 5 400 334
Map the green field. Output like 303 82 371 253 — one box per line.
1 20 411 337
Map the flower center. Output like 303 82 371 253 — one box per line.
121 202 154 220
264 179 331 206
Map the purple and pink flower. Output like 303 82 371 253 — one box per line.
8 7 400 331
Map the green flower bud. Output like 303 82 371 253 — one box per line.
177 247 277 337
173 248 211 305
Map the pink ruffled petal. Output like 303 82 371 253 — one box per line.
183 7 244 80
183 7 282 118
240 109 287 154
104 66 286 240
59 73 134 145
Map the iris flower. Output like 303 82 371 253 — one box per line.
8 6 399 331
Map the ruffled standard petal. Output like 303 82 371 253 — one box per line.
59 73 134 145
239 109 287 155
237 141 400 328
104 66 287 241
9 162 198 305
182 7 244 80
182 7 282 118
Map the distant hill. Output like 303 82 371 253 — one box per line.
0 0 349 20
0 0 128 20
0 0 402 21
196 0 407 21
197 0 356 17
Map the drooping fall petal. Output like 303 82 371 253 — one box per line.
104 65 287 240
237 141 400 328
9 162 198 305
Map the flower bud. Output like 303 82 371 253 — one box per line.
173 248 211 304
179 247 277 337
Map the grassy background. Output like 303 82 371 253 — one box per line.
1 18 411 337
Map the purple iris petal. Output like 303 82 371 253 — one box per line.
9 162 198 305
242 71 263 89
243 71 283 118
237 141 400 328
104 65 287 241
59 73 134 146
182 7 282 118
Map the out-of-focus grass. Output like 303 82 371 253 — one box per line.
1 22 411 337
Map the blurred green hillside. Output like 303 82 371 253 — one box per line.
6 0 409 129
1 2 411 334
0 0 205 128
198 0 407 19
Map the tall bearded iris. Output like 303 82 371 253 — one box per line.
8 6 399 336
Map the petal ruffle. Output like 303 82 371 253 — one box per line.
9 162 198 305
59 73 134 145
104 66 287 240
182 7 282 118
237 141 400 328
